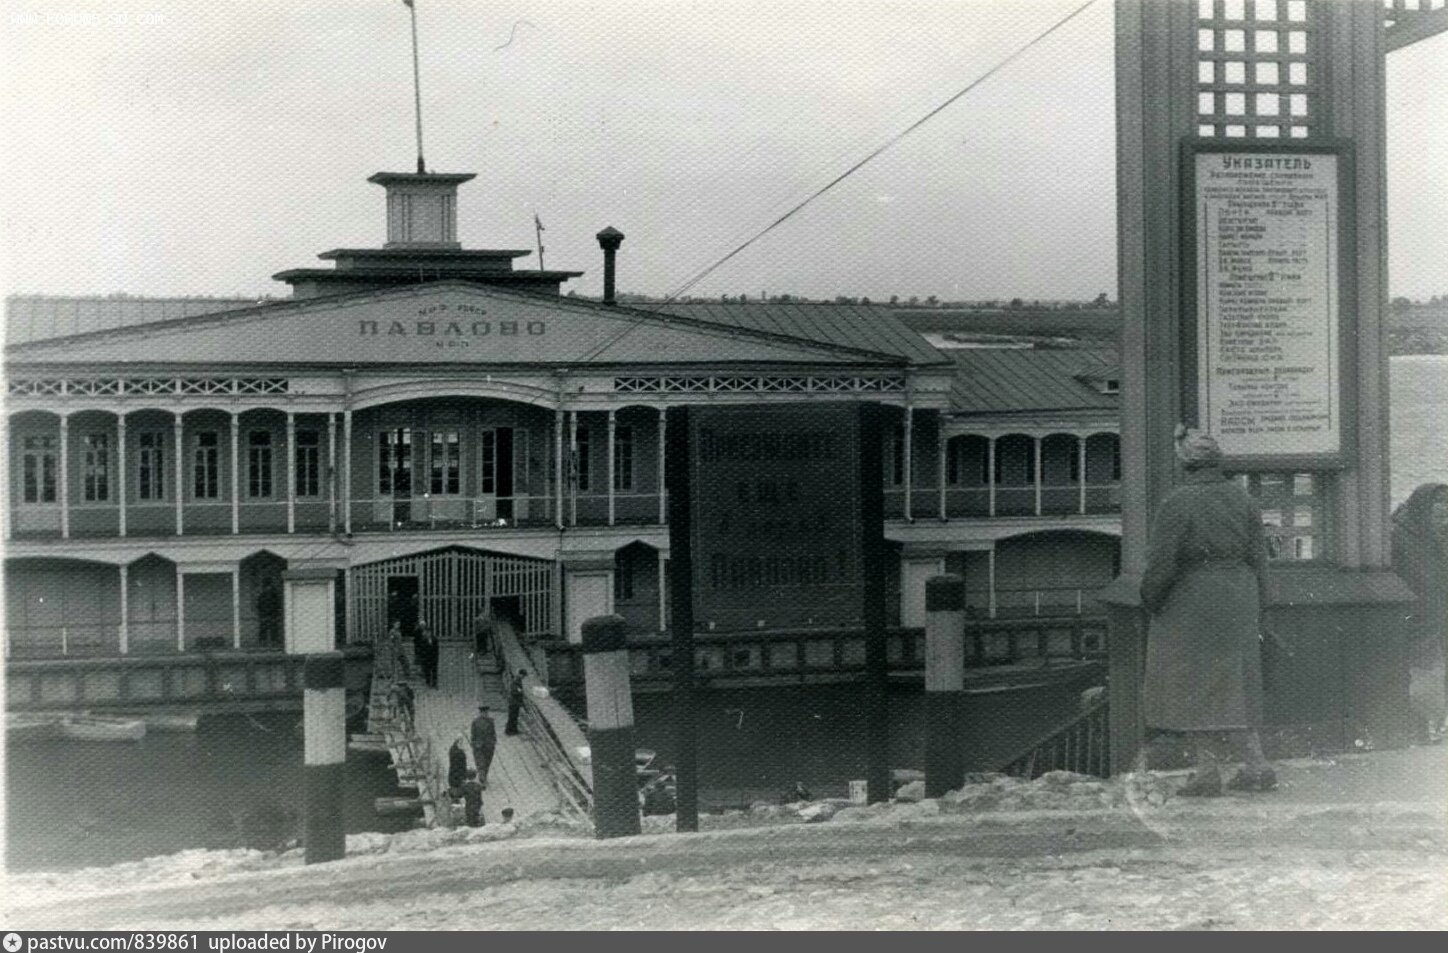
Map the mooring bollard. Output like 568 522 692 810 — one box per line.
582 614 641 838
924 574 967 799
303 650 347 863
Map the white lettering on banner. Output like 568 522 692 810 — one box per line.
1195 152 1341 458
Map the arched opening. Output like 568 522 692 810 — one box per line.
614 540 664 634
5 556 123 657
945 434 991 516
994 434 1036 516
1084 432 1122 513
7 410 64 537
1040 433 1082 515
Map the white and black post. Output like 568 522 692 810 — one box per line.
924 573 967 798
303 650 346 863
582 614 641 838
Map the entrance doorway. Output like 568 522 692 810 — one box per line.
349 548 557 647
379 428 413 526
479 427 515 522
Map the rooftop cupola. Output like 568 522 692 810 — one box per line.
368 171 477 249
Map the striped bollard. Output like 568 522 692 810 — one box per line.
924 574 967 799
583 615 641 838
303 650 347 863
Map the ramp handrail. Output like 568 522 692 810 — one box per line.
998 689 1111 779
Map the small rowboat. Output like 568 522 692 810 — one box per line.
59 714 147 743
7 713 62 744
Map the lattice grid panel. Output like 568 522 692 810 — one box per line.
1195 0 1316 140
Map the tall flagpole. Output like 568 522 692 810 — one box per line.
534 213 546 270
406 0 425 173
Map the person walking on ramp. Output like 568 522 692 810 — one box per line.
1141 426 1276 795
471 704 498 788
506 670 528 735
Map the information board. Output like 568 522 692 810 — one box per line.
1191 149 1343 461
688 403 862 631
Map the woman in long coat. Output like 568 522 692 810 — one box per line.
1141 426 1274 795
1391 483 1447 737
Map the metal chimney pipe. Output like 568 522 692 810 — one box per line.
596 226 625 305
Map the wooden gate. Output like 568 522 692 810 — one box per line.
348 548 556 643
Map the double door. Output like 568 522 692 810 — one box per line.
375 425 528 526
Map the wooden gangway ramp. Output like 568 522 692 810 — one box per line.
366 623 574 827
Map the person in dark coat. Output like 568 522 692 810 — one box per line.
447 736 469 796
1392 483 1448 738
505 670 527 735
1141 426 1274 795
255 578 283 647
471 705 498 787
414 619 438 688
460 769 485 827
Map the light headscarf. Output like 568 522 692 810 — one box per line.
1174 424 1222 468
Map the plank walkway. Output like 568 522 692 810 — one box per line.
366 627 563 828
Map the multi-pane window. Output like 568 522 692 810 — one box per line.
429 430 460 495
480 430 497 495
1235 471 1323 561
137 432 165 501
1195 0 1314 139
82 433 110 502
378 428 412 496
575 427 591 491
193 432 220 499
21 435 57 503
247 430 273 498
614 425 634 492
296 430 320 497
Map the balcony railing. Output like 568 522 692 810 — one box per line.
541 614 1107 688
884 482 1121 520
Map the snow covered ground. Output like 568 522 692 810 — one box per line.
5 749 1445 930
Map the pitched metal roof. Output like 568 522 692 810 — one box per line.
5 295 268 346
649 302 948 367
945 346 1120 415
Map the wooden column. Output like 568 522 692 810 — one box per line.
607 409 616 526
1078 435 1089 515
656 407 667 524
175 567 186 652
118 563 129 655
116 415 127 537
554 409 564 529
342 409 353 535
937 421 948 521
987 547 997 620
232 568 242 650
230 412 240 535
58 414 69 539
902 404 914 521
174 415 185 535
327 412 337 533
1033 435 1043 516
286 411 296 534
987 437 997 517
568 410 578 527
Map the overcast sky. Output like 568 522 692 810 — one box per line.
3 0 1445 303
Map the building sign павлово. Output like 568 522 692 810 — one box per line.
1190 148 1344 462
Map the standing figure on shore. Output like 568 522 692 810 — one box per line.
505 670 527 735
471 704 498 788
255 577 283 648
1392 483 1448 739
460 769 485 827
1141 426 1276 795
447 735 469 796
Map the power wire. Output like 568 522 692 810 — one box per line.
575 0 1098 363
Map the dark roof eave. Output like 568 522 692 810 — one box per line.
316 248 534 261
271 269 585 282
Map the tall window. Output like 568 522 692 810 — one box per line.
247 430 273 498
430 430 460 495
480 430 496 494
296 430 320 497
137 432 165 501
82 433 110 502
614 425 634 492
21 435 57 503
575 426 591 491
193 431 220 499
378 428 412 495
614 556 635 601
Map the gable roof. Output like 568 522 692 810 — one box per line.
650 301 947 367
5 295 268 346
945 347 1120 415
4 283 929 370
